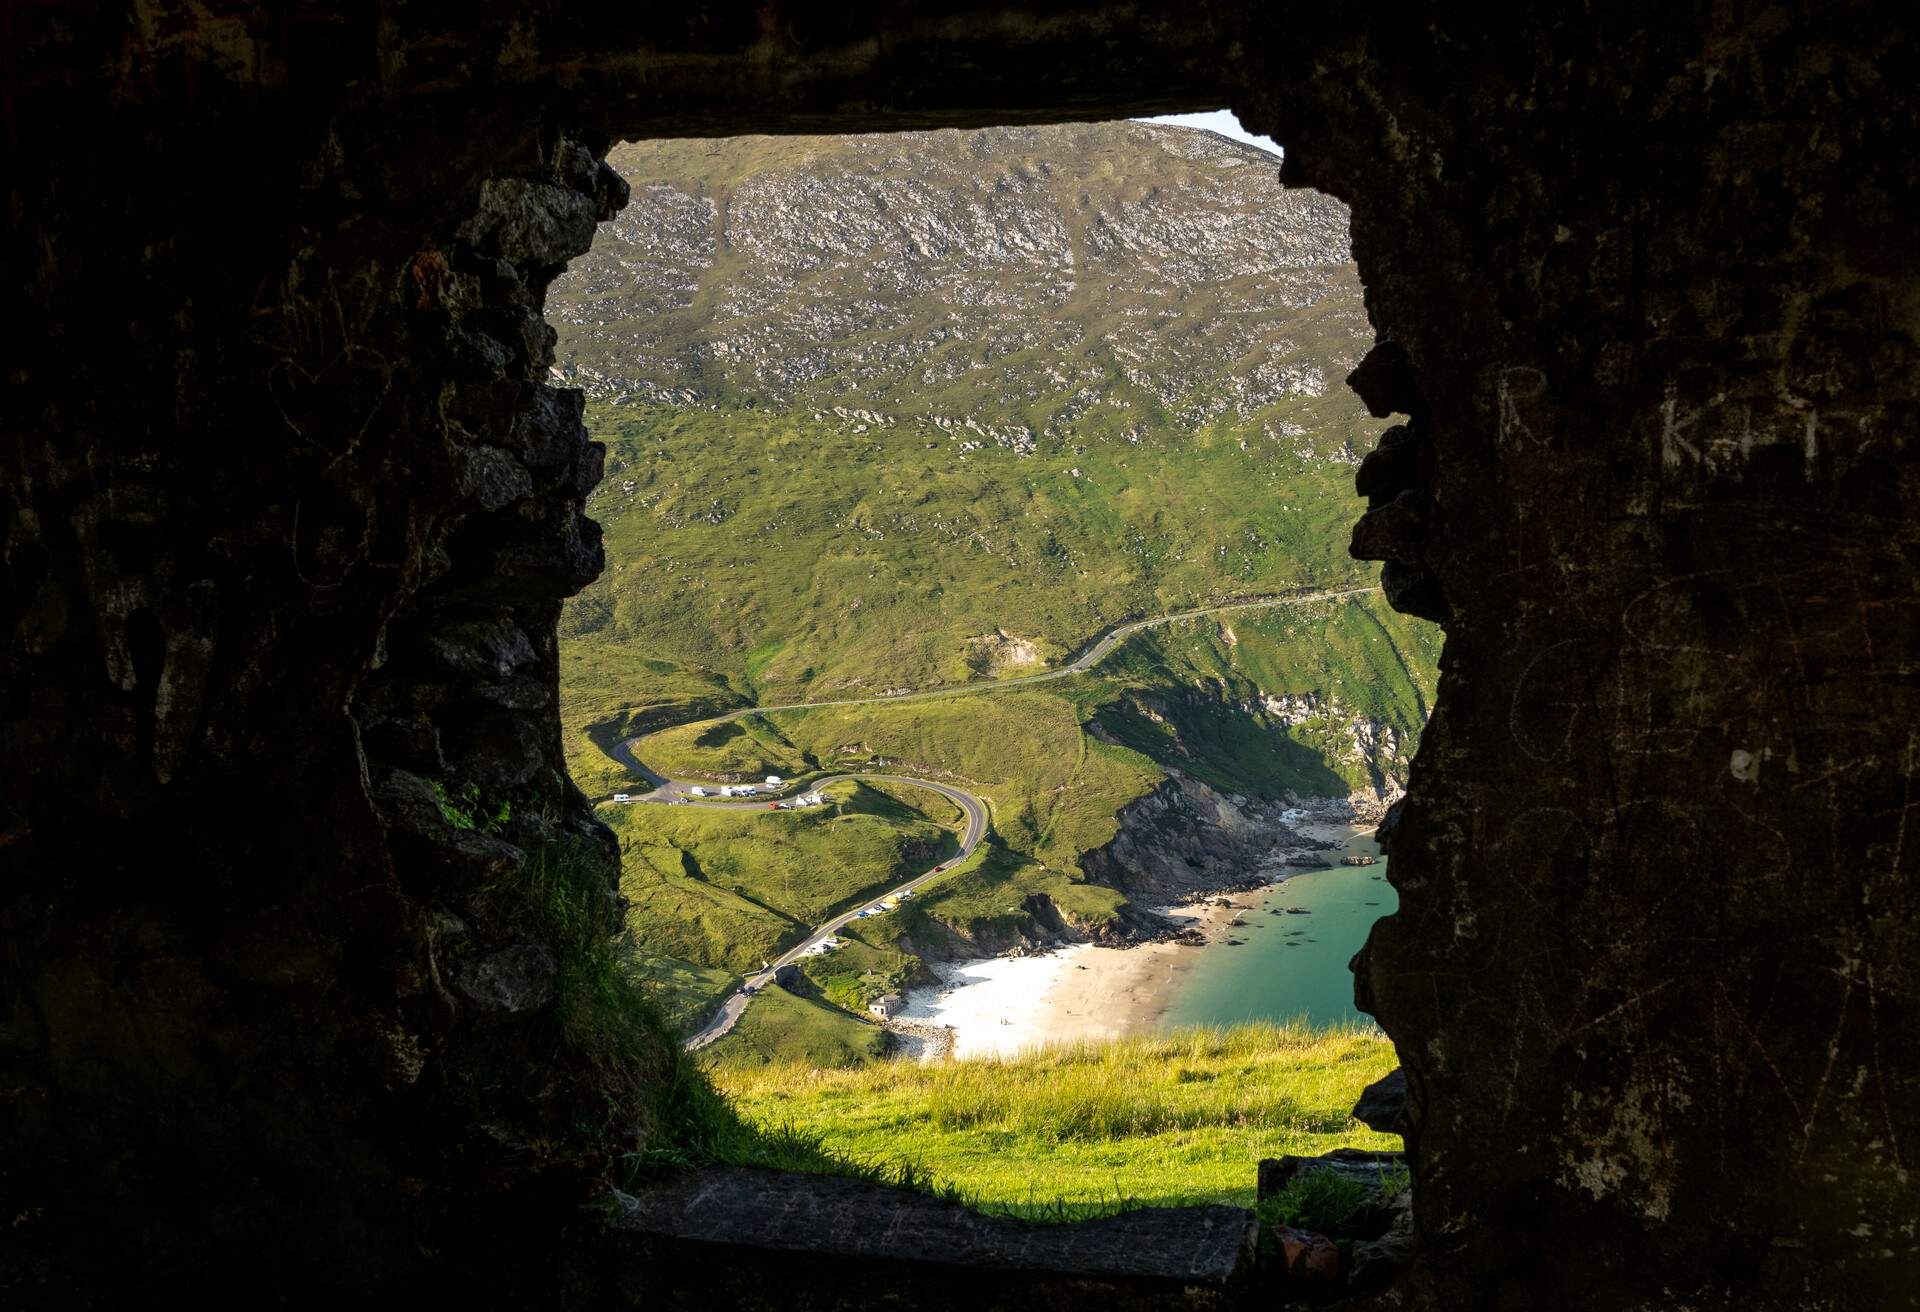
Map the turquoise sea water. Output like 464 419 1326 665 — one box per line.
1157 826 1393 1030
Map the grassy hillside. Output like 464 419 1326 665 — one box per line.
703 983 892 1069
612 591 1435 982
607 780 958 976
709 1023 1398 1214
546 124 1442 1044
569 400 1376 705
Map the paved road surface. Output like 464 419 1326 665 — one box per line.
675 775 987 1051
599 586 1379 1051
623 586 1379 740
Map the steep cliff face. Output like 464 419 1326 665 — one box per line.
902 888 1170 961
1078 773 1339 903
904 772 1361 962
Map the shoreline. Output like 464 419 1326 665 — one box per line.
893 819 1379 1060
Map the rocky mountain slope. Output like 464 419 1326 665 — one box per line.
553 122 1364 430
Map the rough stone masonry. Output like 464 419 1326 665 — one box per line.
2 3 1914 1307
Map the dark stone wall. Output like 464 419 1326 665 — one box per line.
1279 14 1920 1307
2 2 1914 1306
1 17 642 1297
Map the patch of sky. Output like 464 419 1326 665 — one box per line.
1136 110 1284 160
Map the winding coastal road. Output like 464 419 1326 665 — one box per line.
604 585 1378 1051
676 775 986 1050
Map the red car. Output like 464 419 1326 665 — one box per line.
767 802 778 810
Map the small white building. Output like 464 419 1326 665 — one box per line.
867 993 904 1019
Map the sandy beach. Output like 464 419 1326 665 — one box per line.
893 896 1258 1059
894 820 1379 1060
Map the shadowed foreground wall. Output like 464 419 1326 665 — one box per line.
2 3 1914 1306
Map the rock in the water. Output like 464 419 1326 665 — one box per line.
1353 1066 1411 1136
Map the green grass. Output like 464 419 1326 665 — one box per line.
601 595 1435 1031
572 400 1385 710
557 644 744 798
636 955 740 1034
615 591 1435 955
709 1022 1398 1216
1255 1158 1409 1232
702 983 892 1068
551 127 1443 1064
635 712 814 782
457 836 945 1207
760 687 1161 871
610 779 960 1014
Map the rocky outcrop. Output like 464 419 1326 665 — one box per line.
964 629 1048 675
1079 774 1339 903
1252 690 1414 801
895 768 1380 962
555 125 1369 439
1255 1149 1415 1300
900 889 1178 962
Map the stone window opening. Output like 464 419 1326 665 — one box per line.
16 9 1899 1307
496 118 1435 1305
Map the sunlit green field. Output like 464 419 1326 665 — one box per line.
707 1022 1398 1214
606 780 959 976
701 983 892 1070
